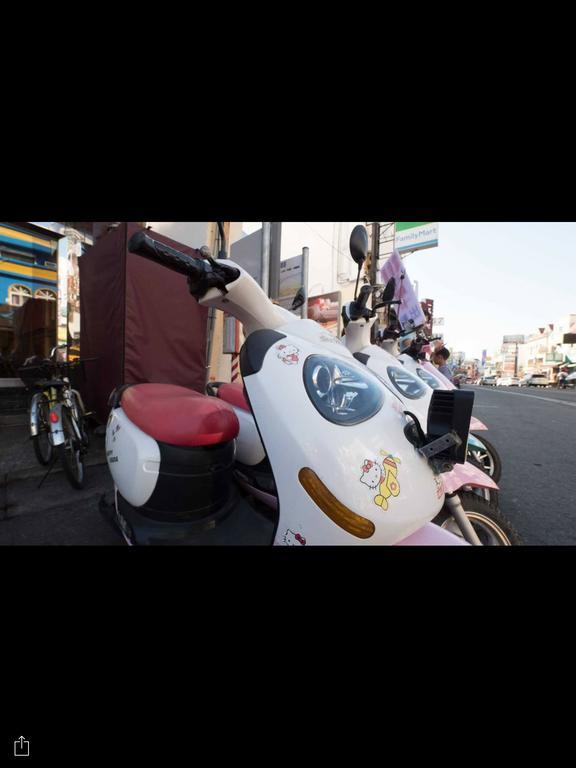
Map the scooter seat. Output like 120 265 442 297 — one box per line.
121 384 239 447
217 382 250 412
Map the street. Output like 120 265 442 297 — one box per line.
466 385 576 544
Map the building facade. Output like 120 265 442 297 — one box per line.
1 222 93 384
516 316 576 380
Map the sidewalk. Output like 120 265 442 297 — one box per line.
0 420 123 545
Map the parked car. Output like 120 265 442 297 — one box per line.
564 371 576 388
481 375 498 386
497 376 519 386
520 373 549 388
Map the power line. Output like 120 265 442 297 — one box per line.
303 223 351 260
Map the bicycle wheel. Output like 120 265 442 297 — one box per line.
57 407 85 489
32 395 53 466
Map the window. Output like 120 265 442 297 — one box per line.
35 288 57 301
8 284 32 307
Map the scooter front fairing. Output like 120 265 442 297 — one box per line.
240 328 445 546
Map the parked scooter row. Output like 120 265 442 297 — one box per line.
99 230 503 546
210 226 519 545
100 227 519 545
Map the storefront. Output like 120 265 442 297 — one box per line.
0 222 92 386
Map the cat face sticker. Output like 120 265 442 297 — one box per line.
276 344 300 365
283 529 307 546
359 451 401 510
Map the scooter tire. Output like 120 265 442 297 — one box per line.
468 433 502 483
434 492 523 546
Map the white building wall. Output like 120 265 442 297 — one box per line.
279 222 365 298
147 222 213 250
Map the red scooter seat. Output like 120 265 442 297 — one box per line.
216 382 250 412
121 384 239 447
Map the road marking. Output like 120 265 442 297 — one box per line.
476 389 576 407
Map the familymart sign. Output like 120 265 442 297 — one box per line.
395 222 439 254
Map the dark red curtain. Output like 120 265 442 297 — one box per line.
80 223 209 423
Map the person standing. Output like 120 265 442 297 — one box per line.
431 342 454 383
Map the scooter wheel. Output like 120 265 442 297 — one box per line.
468 433 502 483
433 492 522 546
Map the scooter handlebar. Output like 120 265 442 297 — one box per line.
128 231 205 281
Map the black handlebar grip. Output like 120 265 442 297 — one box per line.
128 231 205 280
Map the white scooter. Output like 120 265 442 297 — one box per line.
101 231 477 546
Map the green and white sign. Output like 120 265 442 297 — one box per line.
395 222 439 253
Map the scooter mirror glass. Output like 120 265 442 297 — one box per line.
382 277 396 303
349 225 369 265
291 287 306 311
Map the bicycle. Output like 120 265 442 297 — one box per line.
19 346 92 489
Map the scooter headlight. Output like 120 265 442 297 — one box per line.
416 367 443 390
303 355 384 425
387 366 429 400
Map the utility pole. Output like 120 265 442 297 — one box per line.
268 222 283 300
261 222 271 295
369 222 380 285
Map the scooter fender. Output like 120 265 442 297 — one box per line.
441 461 499 495
49 403 66 446
241 329 445 546
467 433 487 450
29 391 43 437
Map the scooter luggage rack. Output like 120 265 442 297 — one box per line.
418 431 462 459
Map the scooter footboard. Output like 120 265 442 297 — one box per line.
396 523 469 546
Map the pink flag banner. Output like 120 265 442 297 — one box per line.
380 250 426 332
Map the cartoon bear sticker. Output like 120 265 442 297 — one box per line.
276 344 300 365
359 451 401 510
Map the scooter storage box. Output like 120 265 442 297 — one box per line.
106 384 240 524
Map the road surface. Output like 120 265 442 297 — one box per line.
467 385 576 544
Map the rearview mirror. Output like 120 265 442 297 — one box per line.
381 277 396 303
291 287 306 311
349 225 369 265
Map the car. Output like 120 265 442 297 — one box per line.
564 371 576 387
482 375 498 386
497 376 519 386
520 373 549 388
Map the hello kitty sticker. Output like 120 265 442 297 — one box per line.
359 451 402 510
283 529 307 546
276 344 300 365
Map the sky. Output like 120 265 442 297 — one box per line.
243 222 576 360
